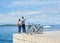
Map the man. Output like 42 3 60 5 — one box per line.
21 16 26 33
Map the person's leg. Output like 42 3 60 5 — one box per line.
22 25 24 33
22 24 26 33
18 26 21 33
22 25 23 33
18 26 20 33
24 24 26 32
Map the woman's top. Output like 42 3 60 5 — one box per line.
17 21 22 26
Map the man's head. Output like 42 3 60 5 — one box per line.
22 16 24 19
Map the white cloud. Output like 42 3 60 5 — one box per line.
0 10 47 24
0 7 60 24
6 0 59 8
0 0 60 24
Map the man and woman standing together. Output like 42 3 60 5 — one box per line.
17 16 26 33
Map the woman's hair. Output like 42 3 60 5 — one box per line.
19 19 21 21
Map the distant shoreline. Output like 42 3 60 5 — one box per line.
0 24 60 26
0 24 16 26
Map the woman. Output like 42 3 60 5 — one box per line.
17 19 22 33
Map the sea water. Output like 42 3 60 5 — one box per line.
0 25 60 43
0 26 18 43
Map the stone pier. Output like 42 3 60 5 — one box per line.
13 32 60 43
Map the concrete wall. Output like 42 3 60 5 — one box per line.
13 34 60 43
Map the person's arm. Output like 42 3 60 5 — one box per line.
24 18 27 20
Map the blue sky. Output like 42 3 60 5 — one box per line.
0 0 60 25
